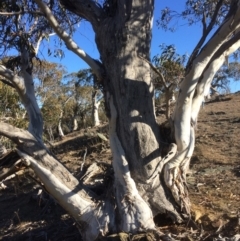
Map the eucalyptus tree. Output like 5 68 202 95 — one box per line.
0 0 80 143
1 0 240 240
151 44 186 119
159 0 240 212
64 69 96 130
33 60 68 138
211 61 240 93
92 89 103 127
0 80 24 121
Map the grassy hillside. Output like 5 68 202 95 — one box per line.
0 93 240 241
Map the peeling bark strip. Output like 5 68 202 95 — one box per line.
109 96 155 232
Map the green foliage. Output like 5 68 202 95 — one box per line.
152 44 186 89
39 67 106 139
0 81 27 127
0 81 28 148
158 0 231 31
212 62 240 93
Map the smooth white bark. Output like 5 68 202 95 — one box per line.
72 117 78 131
173 5 240 161
165 5 240 213
92 91 101 127
191 39 240 124
16 150 101 241
93 101 101 126
0 64 43 142
58 110 65 137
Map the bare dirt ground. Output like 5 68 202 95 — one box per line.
0 93 240 241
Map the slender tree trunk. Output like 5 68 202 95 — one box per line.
72 103 79 131
92 90 101 127
13 47 43 143
0 48 43 143
165 88 175 120
72 116 78 131
47 126 54 142
58 109 65 138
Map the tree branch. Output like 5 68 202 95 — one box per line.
186 0 225 71
59 0 104 28
0 65 14 81
0 159 23 182
202 30 240 75
139 56 168 89
0 11 44 16
0 122 37 147
202 11 207 35
34 33 45 55
34 0 104 80
0 78 15 88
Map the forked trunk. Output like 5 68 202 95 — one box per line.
95 0 183 223
166 8 240 213
5 0 240 239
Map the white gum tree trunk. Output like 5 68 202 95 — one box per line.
72 116 78 131
1 0 240 240
36 0 183 228
166 6 240 213
191 39 240 125
0 48 43 143
108 96 155 232
58 109 65 138
92 90 101 127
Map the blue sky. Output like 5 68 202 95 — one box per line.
40 0 240 93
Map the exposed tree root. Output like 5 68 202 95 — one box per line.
163 128 195 217
163 157 191 217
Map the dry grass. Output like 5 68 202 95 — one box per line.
0 93 240 240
